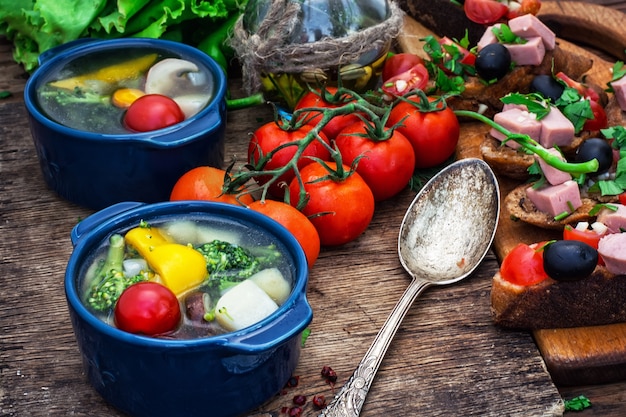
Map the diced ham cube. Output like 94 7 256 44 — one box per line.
490 108 542 149
508 13 556 50
539 106 575 148
597 204 626 233
598 233 626 275
505 37 545 66
535 148 571 185
526 180 582 217
477 24 501 50
611 76 626 112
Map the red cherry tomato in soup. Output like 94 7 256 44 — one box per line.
124 94 185 132
288 161 375 246
500 242 549 286
387 96 460 169
248 122 330 198
334 121 415 201
382 63 429 97
381 53 425 82
114 282 181 336
464 0 508 24
294 87 361 140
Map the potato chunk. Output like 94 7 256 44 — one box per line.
215 280 278 332
250 268 291 305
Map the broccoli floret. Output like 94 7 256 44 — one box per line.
195 240 282 293
86 234 147 311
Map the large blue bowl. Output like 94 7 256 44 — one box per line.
24 38 227 210
65 201 313 417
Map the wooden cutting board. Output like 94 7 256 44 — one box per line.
397 1 626 386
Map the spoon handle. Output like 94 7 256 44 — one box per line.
319 278 431 417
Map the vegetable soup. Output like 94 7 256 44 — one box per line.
37 48 216 134
81 216 295 339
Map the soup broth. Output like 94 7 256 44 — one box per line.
81 215 295 339
37 48 215 134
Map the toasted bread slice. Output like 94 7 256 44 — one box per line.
504 183 598 229
492 267 626 329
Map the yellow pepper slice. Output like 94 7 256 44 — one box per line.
49 53 158 91
125 226 170 258
125 226 207 295
145 244 207 296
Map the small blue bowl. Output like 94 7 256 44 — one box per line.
24 38 227 210
65 201 313 417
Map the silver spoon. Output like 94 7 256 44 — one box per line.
319 158 500 417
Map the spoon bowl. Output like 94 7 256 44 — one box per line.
320 158 500 417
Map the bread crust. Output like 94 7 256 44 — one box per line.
492 268 626 329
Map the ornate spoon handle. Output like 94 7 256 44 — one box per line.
318 278 431 417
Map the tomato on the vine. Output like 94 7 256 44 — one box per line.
386 96 460 169
500 242 549 286
248 199 320 269
124 94 185 132
170 166 254 205
114 282 181 336
294 86 361 140
334 121 415 201
248 122 330 198
288 161 375 246
464 0 508 24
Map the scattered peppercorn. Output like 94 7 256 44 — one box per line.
321 365 337 383
312 394 327 409
285 375 300 388
292 394 307 406
288 406 303 417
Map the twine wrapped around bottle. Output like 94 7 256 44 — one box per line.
230 0 405 94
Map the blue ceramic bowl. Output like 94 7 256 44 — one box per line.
65 201 313 417
24 38 227 210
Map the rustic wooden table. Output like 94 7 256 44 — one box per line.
1 1 625 416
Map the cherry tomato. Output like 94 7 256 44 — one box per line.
386 96 460 168
170 166 254 205
382 63 429 97
294 87 361 140
507 0 542 19
464 0 508 24
382 53 425 81
248 122 331 198
582 99 608 131
563 224 606 266
124 94 185 132
248 199 321 269
555 72 601 103
500 242 549 286
439 37 476 68
288 161 375 246
114 282 181 336
619 193 626 205
334 121 415 201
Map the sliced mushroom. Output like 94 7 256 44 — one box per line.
145 58 201 96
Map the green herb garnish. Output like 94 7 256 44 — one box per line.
563 394 591 411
